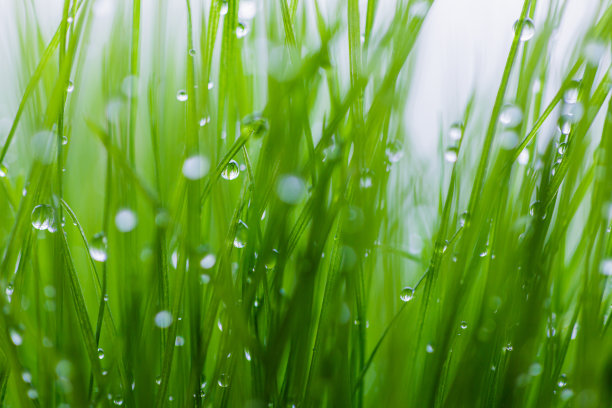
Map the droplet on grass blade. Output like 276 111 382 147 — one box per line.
155 310 173 328
182 155 210 180
276 175 306 204
98 348 104 359
176 90 188 101
32 204 55 231
221 160 240 180
236 22 249 38
444 147 458 163
514 18 535 41
217 373 230 388
518 149 529 165
449 122 463 141
10 329 22 346
499 104 523 127
233 220 248 248
385 140 404 163
359 169 374 189
241 112 268 137
426 344 434 353
600 259 612 276
0 164 7 177
200 253 216 269
90 232 108 262
115 208 137 232
400 286 414 302
238 0 257 20
66 81 74 93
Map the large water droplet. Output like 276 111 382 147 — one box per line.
400 286 414 302
182 155 210 180
90 232 108 262
233 220 248 248
238 0 257 20
236 22 249 38
176 90 188 102
31 204 55 231
276 175 306 204
200 253 216 269
514 18 535 41
115 208 137 232
499 104 523 127
499 130 519 150
221 160 240 180
155 310 173 328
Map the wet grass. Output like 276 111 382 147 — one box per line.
0 0 611 407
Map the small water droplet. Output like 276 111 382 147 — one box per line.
276 175 306 204
115 208 137 232
359 169 374 189
449 122 463 141
460 321 468 329
264 249 279 270
505 343 513 351
176 90 188 102
66 81 74 93
514 18 535 41
175 336 185 346
426 344 434 353
499 130 519 150
400 286 414 302
90 232 108 262
233 220 248 248
22 371 32 383
98 348 104 359
31 204 55 231
385 140 404 163
27 389 38 399
221 160 240 180
244 348 252 361
189 48 196 56
600 259 612 276
156 376 162 385
200 253 216 269
217 373 230 388
113 396 124 405
182 155 210 180
0 164 7 177
518 149 529 165
558 374 567 388
236 22 249 38
220 1 229 15
10 329 23 346
155 310 173 328
444 147 458 163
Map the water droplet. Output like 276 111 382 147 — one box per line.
499 130 519 150
233 220 248 248
600 259 612 276
90 232 108 262
264 249 279 270
113 396 124 405
528 363 542 376
0 164 7 177
10 329 22 346
200 253 216 269
558 374 567 388
241 112 268 137
449 122 463 141
189 48 196 56
584 40 606 66
217 373 230 388
505 343 513 351
155 310 173 328
557 143 567 156
22 371 32 383
221 160 240 180
564 82 580 104
199 117 211 126
176 90 188 102
460 321 467 329
66 81 74 93
359 169 374 189
426 344 434 353
400 286 414 302
98 348 104 359
560 389 574 401
499 104 523 127
518 149 529 165
236 22 249 38
121 75 138 98
385 140 404 163
444 147 458 163
156 376 162 385
238 0 257 20
244 348 252 361
220 1 229 15
31 204 55 231
514 18 535 41
276 174 306 204
175 336 185 346
200 274 211 284
27 389 38 399
115 208 137 232
182 155 210 180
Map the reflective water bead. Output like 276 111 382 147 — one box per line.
221 160 240 180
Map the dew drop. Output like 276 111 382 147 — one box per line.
220 1 228 15
155 310 173 328
31 204 55 231
449 122 463 141
182 155 210 180
66 81 74 93
115 208 137 232
518 149 529 165
359 169 374 189
499 104 523 127
27 389 38 400
276 175 306 204
10 329 23 346
426 344 434 353
400 286 414 302
0 164 7 177
600 259 612 276
236 22 249 38
175 336 185 346
176 90 188 102
221 160 240 180
98 348 105 359
217 373 230 388
90 232 108 262
189 48 196 56
238 0 257 20
444 147 458 163
460 321 468 329
514 18 535 41
233 220 248 248
200 253 216 269
244 348 252 361
385 140 404 163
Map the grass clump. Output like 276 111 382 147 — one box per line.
0 0 611 407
